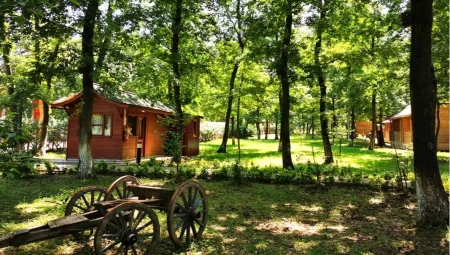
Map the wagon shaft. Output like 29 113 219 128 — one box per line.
0 211 103 248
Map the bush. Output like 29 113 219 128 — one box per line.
95 159 109 174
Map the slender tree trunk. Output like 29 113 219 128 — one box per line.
410 0 448 226
171 0 184 164
217 0 244 153
256 108 261 139
265 119 269 139
38 41 61 155
350 105 356 146
331 97 337 144
78 0 99 179
218 62 238 153
311 113 315 139
278 90 282 152
278 1 294 169
368 88 376 150
0 13 16 129
274 110 279 140
377 106 385 147
231 116 235 145
314 12 333 164
95 0 113 76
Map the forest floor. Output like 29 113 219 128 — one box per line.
0 176 448 255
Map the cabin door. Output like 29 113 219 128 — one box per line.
137 117 146 157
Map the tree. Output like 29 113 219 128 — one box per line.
77 0 100 178
409 0 448 226
217 0 247 153
277 0 294 169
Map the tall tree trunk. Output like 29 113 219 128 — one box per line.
217 62 239 153
38 41 61 155
314 11 333 164
78 0 99 179
410 0 448 226
432 64 440 144
368 88 376 150
0 13 16 129
278 90 282 152
274 109 279 140
377 106 385 147
171 0 184 164
95 0 114 76
349 105 356 146
217 0 245 153
256 108 261 139
278 1 294 169
265 119 269 139
231 116 235 145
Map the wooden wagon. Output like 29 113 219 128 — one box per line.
0 176 209 254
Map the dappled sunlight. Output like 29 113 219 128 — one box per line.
298 204 323 212
210 224 227 232
346 232 375 242
369 196 384 205
254 218 348 236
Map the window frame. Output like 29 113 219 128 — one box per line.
91 113 113 137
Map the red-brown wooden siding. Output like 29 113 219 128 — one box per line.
63 95 200 159
67 94 123 159
183 117 200 156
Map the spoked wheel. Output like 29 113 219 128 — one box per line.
167 181 208 248
65 186 107 240
94 202 160 255
105 175 141 200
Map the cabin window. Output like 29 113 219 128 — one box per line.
92 114 112 136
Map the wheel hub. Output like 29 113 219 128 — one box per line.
121 229 138 245
188 207 201 219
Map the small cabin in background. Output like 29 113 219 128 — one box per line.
355 121 373 137
51 86 200 160
383 104 449 151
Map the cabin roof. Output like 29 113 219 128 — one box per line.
52 84 174 113
382 105 411 123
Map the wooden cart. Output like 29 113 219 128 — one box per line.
0 176 209 254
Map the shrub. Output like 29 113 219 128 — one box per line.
95 159 109 174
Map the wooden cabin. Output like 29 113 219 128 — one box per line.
51 87 200 160
383 104 449 151
355 121 372 137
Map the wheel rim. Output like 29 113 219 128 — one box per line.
105 175 141 200
94 202 160 255
167 181 208 248
65 186 106 240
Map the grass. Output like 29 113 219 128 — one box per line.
196 135 449 180
0 176 448 254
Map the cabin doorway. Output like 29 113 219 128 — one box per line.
127 115 147 158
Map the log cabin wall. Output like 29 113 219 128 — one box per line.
437 104 449 151
355 121 372 136
183 117 200 156
383 123 391 143
145 113 168 156
67 95 124 159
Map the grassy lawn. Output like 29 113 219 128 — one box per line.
0 176 448 254
197 135 449 180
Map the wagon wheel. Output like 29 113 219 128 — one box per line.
94 202 160 255
167 181 208 248
65 186 107 240
105 175 141 200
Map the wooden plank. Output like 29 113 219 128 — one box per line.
13 229 29 236
48 214 88 229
